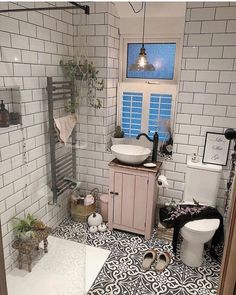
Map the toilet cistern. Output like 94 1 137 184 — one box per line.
136 132 159 162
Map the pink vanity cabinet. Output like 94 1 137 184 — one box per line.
108 159 162 239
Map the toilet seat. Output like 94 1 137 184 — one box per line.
180 218 220 267
184 219 220 233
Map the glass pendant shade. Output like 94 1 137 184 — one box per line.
129 47 155 71
129 3 155 72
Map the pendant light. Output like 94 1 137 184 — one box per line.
129 2 155 72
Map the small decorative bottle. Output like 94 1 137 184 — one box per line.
191 153 199 163
0 100 10 127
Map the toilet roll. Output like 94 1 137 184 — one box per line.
157 175 169 188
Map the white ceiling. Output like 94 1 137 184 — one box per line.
114 2 186 18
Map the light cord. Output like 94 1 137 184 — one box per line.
128 2 144 14
142 2 146 47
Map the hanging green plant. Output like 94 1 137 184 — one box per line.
59 60 78 81
64 100 79 113
60 59 104 109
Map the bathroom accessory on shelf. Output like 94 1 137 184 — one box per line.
0 100 10 127
9 91 21 125
143 162 157 168
191 153 199 163
9 112 20 125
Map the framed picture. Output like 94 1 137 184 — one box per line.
203 132 230 166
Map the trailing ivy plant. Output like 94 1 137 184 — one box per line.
60 59 104 110
64 101 79 113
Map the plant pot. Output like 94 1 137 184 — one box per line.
76 73 87 81
111 137 125 146
18 231 34 241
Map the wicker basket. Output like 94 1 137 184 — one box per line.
70 188 98 222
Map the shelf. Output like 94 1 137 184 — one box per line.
0 87 22 129
0 124 21 134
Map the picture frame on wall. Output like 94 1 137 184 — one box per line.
202 132 230 166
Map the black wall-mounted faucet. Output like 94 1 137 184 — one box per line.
136 132 159 162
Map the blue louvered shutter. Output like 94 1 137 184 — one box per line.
148 94 172 142
121 92 143 138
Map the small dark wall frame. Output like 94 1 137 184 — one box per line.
203 132 231 166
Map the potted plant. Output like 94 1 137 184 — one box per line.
12 214 37 241
60 59 104 110
111 126 125 146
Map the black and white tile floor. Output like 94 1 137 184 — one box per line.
52 218 222 295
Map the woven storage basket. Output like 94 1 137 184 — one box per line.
70 188 98 222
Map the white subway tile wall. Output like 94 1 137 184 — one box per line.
160 2 236 214
0 1 75 271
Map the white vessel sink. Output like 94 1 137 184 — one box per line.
111 144 151 165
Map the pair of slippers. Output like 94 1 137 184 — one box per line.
142 249 171 272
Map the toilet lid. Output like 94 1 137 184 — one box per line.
184 219 220 232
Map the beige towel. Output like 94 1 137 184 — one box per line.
54 114 77 144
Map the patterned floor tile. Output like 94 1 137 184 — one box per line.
52 218 222 295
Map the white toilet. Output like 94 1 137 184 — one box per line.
180 158 222 267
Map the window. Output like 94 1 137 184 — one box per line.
127 43 176 80
118 83 176 142
121 37 180 83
